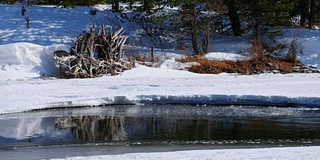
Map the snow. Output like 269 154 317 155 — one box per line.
0 3 320 160
51 146 320 160
204 52 247 61
1 59 320 114
0 42 57 80
160 58 200 70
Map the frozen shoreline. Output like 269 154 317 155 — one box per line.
49 146 320 160
1 143 318 160
1 70 320 114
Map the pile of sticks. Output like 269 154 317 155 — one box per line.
54 25 133 78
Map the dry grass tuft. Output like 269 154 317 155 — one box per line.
179 56 300 74
277 60 293 73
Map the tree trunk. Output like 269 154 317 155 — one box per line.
202 17 211 54
299 0 307 27
143 0 147 12
202 33 209 54
191 30 201 55
308 0 316 29
112 0 120 12
129 0 133 10
254 19 260 40
225 0 242 36
143 0 151 13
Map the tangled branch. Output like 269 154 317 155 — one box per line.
54 25 134 78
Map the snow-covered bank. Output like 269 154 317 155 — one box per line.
52 146 320 160
0 42 319 114
0 43 320 114
1 64 320 114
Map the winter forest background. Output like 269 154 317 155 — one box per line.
5 0 320 54
1 0 320 78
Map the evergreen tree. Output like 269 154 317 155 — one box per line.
143 0 156 13
169 0 226 55
0 0 15 4
237 0 294 40
233 0 295 59
297 0 320 29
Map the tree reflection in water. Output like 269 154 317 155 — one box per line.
55 116 127 141
53 115 320 144
2 105 320 146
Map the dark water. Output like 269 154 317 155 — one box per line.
1 105 320 159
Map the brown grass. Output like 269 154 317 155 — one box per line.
179 56 298 74
277 61 293 73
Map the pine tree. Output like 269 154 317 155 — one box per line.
234 0 295 59
237 0 294 40
279 0 320 29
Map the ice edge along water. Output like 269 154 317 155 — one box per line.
33 94 320 109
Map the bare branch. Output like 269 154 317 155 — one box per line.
54 25 134 78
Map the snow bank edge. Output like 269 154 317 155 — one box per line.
136 94 320 107
11 94 319 114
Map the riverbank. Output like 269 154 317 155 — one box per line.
1 65 320 114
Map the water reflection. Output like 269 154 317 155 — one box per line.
55 116 127 141
0 105 320 146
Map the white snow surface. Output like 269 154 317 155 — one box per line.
52 146 320 160
1 4 320 160
204 52 247 61
1 42 320 113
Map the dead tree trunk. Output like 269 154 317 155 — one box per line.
54 25 134 78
